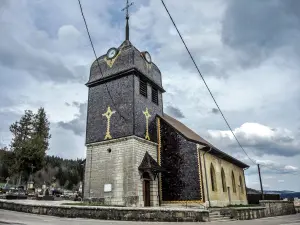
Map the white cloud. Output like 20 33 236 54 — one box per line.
284 165 298 171
206 123 300 157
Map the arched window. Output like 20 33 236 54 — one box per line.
232 171 236 193
239 175 244 194
221 168 227 192
210 163 217 191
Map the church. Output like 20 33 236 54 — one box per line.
83 5 248 208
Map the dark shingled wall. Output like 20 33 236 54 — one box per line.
134 75 163 142
86 75 134 144
86 74 163 144
160 120 202 201
86 40 164 145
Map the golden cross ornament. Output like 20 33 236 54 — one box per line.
143 108 151 140
102 106 116 140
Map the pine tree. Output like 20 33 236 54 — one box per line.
10 110 34 180
31 107 51 171
9 108 51 183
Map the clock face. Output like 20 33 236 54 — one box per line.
107 48 118 60
145 52 151 63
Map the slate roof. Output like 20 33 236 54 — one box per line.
160 114 249 169
138 151 165 173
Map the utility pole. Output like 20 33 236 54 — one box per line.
257 164 264 200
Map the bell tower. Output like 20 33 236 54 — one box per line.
83 1 165 207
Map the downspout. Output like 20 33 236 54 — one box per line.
203 147 212 208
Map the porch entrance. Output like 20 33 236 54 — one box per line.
143 179 151 207
143 172 151 207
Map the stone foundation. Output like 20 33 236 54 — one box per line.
84 136 159 207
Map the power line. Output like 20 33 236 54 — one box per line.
160 1 300 177
160 0 256 165
77 0 127 121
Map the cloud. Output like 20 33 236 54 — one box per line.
207 123 300 157
278 180 284 183
284 165 298 171
57 102 87 136
222 0 300 67
211 108 219 114
165 105 185 119
245 159 299 176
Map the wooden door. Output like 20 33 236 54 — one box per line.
144 180 151 207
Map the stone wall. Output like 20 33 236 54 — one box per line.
221 207 266 220
84 136 158 207
199 146 247 207
295 206 300 213
260 200 296 216
221 200 296 220
0 200 209 222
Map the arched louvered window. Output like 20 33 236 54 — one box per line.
232 171 236 193
210 163 217 191
221 168 227 192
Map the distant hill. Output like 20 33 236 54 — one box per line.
264 190 300 199
246 187 300 199
246 187 261 194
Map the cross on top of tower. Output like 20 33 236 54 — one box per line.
122 0 134 40
122 0 134 19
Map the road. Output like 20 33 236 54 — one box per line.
0 209 300 225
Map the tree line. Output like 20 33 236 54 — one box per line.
0 108 84 191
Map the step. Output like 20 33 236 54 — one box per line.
210 218 236 222
210 214 223 218
209 215 236 222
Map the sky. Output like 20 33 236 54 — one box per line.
0 0 299 192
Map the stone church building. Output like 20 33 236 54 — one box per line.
83 12 249 208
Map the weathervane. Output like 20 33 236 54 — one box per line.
122 0 134 40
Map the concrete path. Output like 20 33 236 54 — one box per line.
0 209 300 225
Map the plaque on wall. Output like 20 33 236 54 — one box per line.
104 184 112 192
